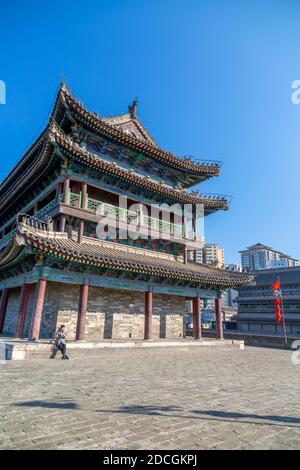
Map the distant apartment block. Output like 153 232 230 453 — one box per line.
240 243 297 271
193 242 225 268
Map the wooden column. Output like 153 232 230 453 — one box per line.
60 177 70 233
56 182 63 197
76 284 89 340
29 279 47 341
183 246 188 264
78 220 84 243
192 213 197 261
144 291 153 340
77 181 87 243
215 292 224 340
0 288 9 334
60 214 66 233
62 177 70 205
192 298 196 338
193 296 202 340
192 216 196 236
81 181 88 209
15 283 30 338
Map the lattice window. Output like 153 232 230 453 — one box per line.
69 192 81 208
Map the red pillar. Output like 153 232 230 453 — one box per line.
77 181 87 243
192 299 196 337
56 182 63 197
76 284 89 340
215 292 224 340
60 177 70 234
81 181 88 209
60 214 66 233
78 220 84 243
193 296 202 340
144 291 153 340
15 283 30 338
183 247 188 264
183 216 188 264
62 177 70 204
29 279 47 341
0 288 9 334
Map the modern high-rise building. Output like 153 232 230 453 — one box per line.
204 244 224 268
193 242 224 268
240 243 297 271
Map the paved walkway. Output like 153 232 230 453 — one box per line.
0 346 299 449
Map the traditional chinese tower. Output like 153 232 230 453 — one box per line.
0 84 252 342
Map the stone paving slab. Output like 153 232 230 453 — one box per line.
0 346 299 449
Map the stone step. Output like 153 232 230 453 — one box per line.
0 338 244 360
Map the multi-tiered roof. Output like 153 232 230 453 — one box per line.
0 84 253 289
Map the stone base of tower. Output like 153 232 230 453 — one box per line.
1 283 186 341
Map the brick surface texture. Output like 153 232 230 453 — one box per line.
0 346 299 450
2 282 186 340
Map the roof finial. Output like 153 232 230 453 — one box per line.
128 98 138 117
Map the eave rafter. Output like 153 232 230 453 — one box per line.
49 123 229 213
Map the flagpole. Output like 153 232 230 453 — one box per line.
278 275 288 348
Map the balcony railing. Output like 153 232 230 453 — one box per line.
0 195 62 250
68 192 81 208
0 191 195 250
35 194 62 220
85 195 194 239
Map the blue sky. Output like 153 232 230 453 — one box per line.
1 0 300 263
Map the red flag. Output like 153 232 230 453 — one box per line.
273 278 283 324
272 278 280 293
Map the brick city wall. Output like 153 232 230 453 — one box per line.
2 282 186 340
2 287 20 336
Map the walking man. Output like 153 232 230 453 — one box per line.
50 324 69 359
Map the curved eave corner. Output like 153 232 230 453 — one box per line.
0 237 26 270
59 84 221 179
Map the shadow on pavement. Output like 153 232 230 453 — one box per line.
95 404 300 428
193 409 300 425
95 405 181 416
15 400 79 410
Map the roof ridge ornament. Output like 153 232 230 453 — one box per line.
128 98 138 118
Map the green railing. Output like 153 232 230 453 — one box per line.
35 195 62 219
68 192 81 208
86 196 194 239
0 195 62 250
